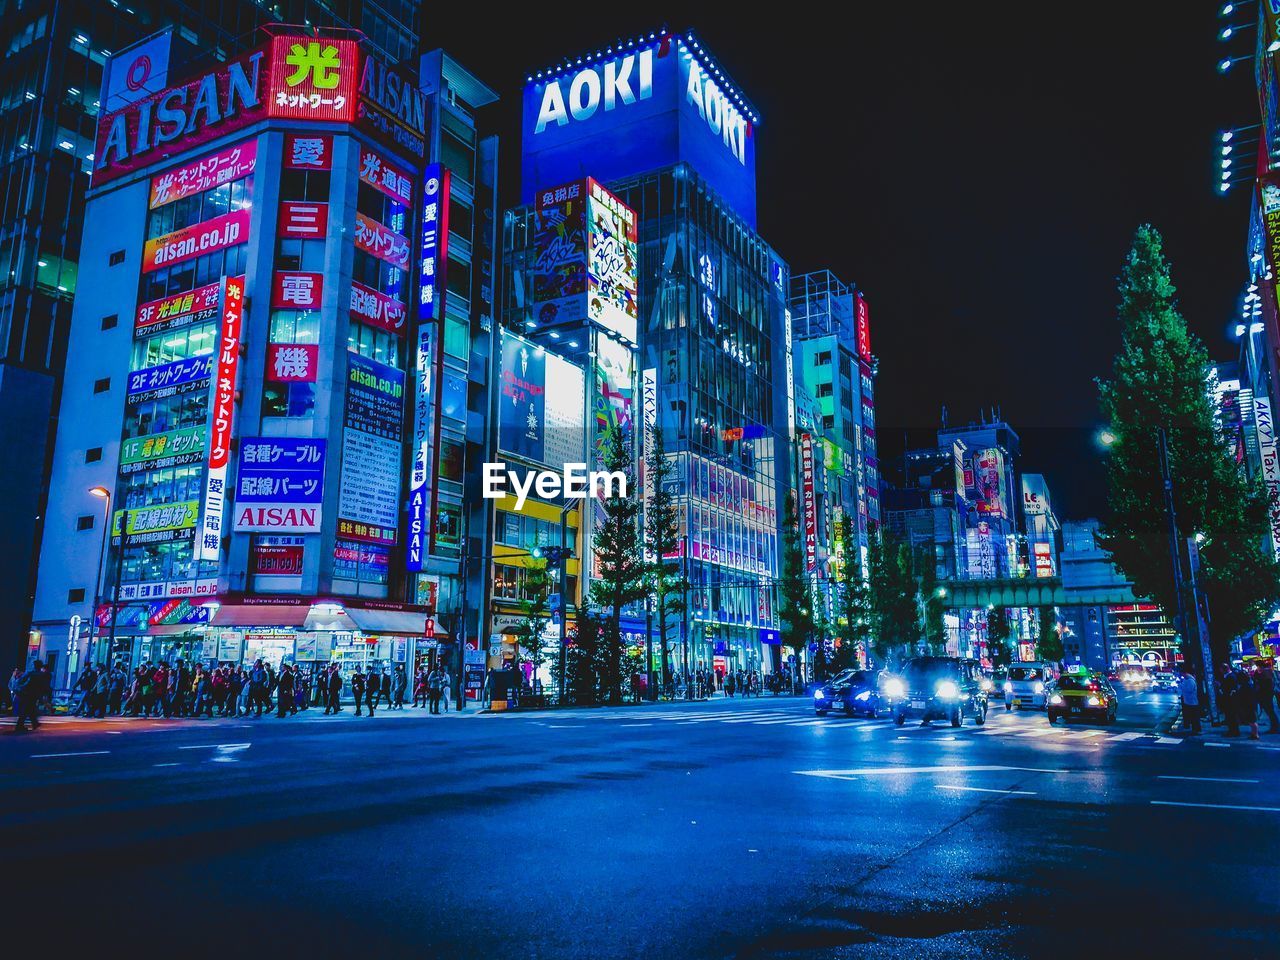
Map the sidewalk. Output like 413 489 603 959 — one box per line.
1160 702 1280 744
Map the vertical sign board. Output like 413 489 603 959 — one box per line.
855 293 872 361
418 164 450 321
231 438 327 532
497 331 547 461
533 180 587 326
642 366 658 563
1254 395 1280 561
197 275 245 562
800 433 817 572
406 323 435 571
585 179 639 344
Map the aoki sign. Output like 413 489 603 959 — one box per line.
522 32 758 226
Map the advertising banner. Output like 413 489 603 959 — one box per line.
355 211 410 269
358 144 413 205
142 208 249 272
233 437 326 533
533 179 587 327
337 518 397 545
418 164 450 321
1254 395 1280 561
586 179 639 343
356 54 428 158
119 425 207 474
1033 541 1054 578
800 433 817 572
270 271 323 310
498 331 546 461
251 537 305 576
855 293 872 361
1022 474 1049 517
102 31 172 112
278 201 328 237
266 37 360 122
406 324 435 572
149 139 257 208
265 343 318 382
197 275 244 562
350 280 407 336
338 353 404 544
116 578 216 602
134 280 221 335
283 132 332 169
974 448 1006 517
593 332 634 453
112 499 200 547
126 354 213 403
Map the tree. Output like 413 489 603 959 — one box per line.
551 602 600 706
1037 607 1063 662
588 427 645 704
832 515 871 673
778 494 813 690
867 525 921 668
987 606 1012 665
515 558 552 689
1097 225 1280 664
917 553 948 655
642 426 687 692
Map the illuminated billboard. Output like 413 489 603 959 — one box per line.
522 31 758 227
974 448 1007 517
497 329 586 468
586 180 638 343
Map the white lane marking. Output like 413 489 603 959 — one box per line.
547 724 584 729
1158 775 1259 784
153 762 179 767
29 750 110 759
1154 737 1183 745
1018 728 1058 738
794 764 1067 781
780 720 829 728
1072 730 1109 739
716 714 795 724
178 742 250 750
1151 800 1280 813
620 723 653 728
938 784 1037 796
749 717 824 725
1204 742 1230 748
1108 732 1145 742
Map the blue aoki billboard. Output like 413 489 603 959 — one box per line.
522 30 759 227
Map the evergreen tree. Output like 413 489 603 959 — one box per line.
516 558 552 685
987 605 1012 665
641 426 687 691
1098 225 1280 662
918 552 948 655
588 427 645 704
868 525 921 667
551 603 600 706
1036 606 1063 662
777 494 813 690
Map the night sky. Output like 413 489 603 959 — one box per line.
421 3 1255 519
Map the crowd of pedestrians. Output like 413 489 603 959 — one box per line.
1177 660 1279 738
7 658 460 732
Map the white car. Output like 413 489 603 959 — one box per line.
1151 671 1179 693
1003 663 1053 710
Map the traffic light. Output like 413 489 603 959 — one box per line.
538 545 574 564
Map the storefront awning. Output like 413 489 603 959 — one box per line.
210 603 311 627
345 607 445 637
147 624 207 636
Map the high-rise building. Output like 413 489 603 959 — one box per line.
2 0 421 673
29 24 501 698
503 30 790 678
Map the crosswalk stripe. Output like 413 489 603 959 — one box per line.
1154 736 1183 745
1108 732 1145 742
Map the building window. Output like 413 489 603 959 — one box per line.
68 588 86 604
93 377 110 394
815 351 832 366
108 249 125 266
85 447 102 463
816 383 833 398
76 515 94 531
101 314 118 330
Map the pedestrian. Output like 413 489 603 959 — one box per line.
91 666 111 718
13 660 51 732
393 665 407 710
1177 666 1201 735
725 672 736 698
439 664 452 713
380 669 392 711
70 664 96 716
1238 666 1260 740
108 666 125 715
325 665 343 715
1253 662 1278 734
276 664 295 718
352 668 367 717
6 667 21 715
426 664 443 715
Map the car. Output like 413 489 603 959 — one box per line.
892 657 988 727
1003 662 1055 710
1047 673 1118 724
1116 663 1151 685
1151 671 1179 693
813 669 892 717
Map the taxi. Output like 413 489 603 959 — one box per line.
1046 671 1118 725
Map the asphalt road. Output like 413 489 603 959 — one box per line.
2 687 1277 958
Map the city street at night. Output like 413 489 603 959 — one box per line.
4 691 1277 957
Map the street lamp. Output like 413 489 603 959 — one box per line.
88 486 112 666
1096 429 1117 449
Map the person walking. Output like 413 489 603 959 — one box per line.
392 665 407 710
276 665 295 718
1177 666 1201 735
248 660 268 718
439 664 453 713
325 665 343 715
352 668 367 717
379 669 392 712
70 664 96 716
426 664 443 715
13 660 51 732
1238 666 1260 740
1253 662 1279 734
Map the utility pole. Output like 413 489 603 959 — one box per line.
107 506 128 663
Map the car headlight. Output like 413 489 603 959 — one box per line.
855 690 871 701
815 689 825 700
884 678 905 699
936 681 960 700
1086 696 1101 707
1049 694 1064 705
1003 681 1013 693
980 679 993 692
1033 682 1045 694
